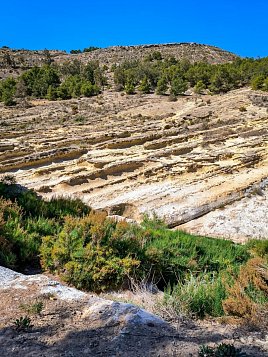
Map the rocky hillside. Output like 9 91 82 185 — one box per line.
1 43 268 357
58 43 238 66
0 48 65 79
0 42 237 79
1 88 268 242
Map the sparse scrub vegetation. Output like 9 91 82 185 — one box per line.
20 300 44 315
0 178 267 321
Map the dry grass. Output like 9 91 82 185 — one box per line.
223 258 268 319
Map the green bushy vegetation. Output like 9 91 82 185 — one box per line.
0 178 90 269
1 54 268 105
0 59 105 105
0 178 267 319
161 273 227 318
70 46 99 54
113 56 268 96
0 77 16 106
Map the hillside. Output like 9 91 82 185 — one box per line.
58 43 238 65
0 42 237 79
1 88 268 241
0 48 65 79
0 43 268 356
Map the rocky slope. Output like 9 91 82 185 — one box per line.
0 266 267 356
56 42 238 66
1 89 268 241
0 48 65 79
0 42 237 79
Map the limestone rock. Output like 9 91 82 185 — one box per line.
1 88 268 241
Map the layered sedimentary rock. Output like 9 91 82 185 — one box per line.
1 89 268 241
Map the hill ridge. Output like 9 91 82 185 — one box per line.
0 42 238 79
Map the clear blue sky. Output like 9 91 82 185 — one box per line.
1 0 267 57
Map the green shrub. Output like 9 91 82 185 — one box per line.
124 81 135 94
21 65 60 98
0 197 22 268
138 77 151 93
162 273 226 318
199 343 247 357
251 75 266 90
13 316 33 332
156 77 168 95
170 77 188 96
194 80 206 94
0 180 90 270
0 77 16 106
46 85 58 100
81 82 100 97
40 213 139 291
0 180 267 318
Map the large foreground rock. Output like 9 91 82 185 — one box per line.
0 266 267 356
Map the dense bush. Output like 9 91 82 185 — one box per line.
0 60 105 105
0 179 90 269
0 77 16 105
20 65 60 98
56 75 100 99
0 179 267 318
113 56 268 96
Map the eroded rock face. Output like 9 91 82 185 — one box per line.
180 185 268 243
1 88 268 241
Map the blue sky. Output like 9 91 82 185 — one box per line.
1 0 267 57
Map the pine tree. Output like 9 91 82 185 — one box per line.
124 81 135 94
156 77 168 95
194 80 206 94
46 85 58 101
170 78 187 96
138 77 151 94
